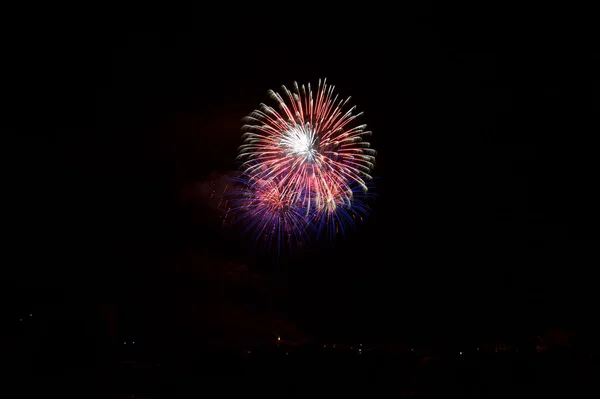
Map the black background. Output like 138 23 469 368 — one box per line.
4 4 598 353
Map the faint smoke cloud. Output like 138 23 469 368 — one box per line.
179 170 234 211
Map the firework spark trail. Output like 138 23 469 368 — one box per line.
231 79 376 249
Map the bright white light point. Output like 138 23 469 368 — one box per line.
277 336 280 341
280 126 317 161
29 313 32 316
132 341 135 344
459 352 463 355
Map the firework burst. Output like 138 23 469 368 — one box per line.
227 175 312 250
231 79 376 250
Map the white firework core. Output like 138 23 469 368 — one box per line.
279 124 318 162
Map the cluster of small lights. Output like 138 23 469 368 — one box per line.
322 343 364 354
19 313 33 322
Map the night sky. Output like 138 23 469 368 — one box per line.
5 5 598 350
